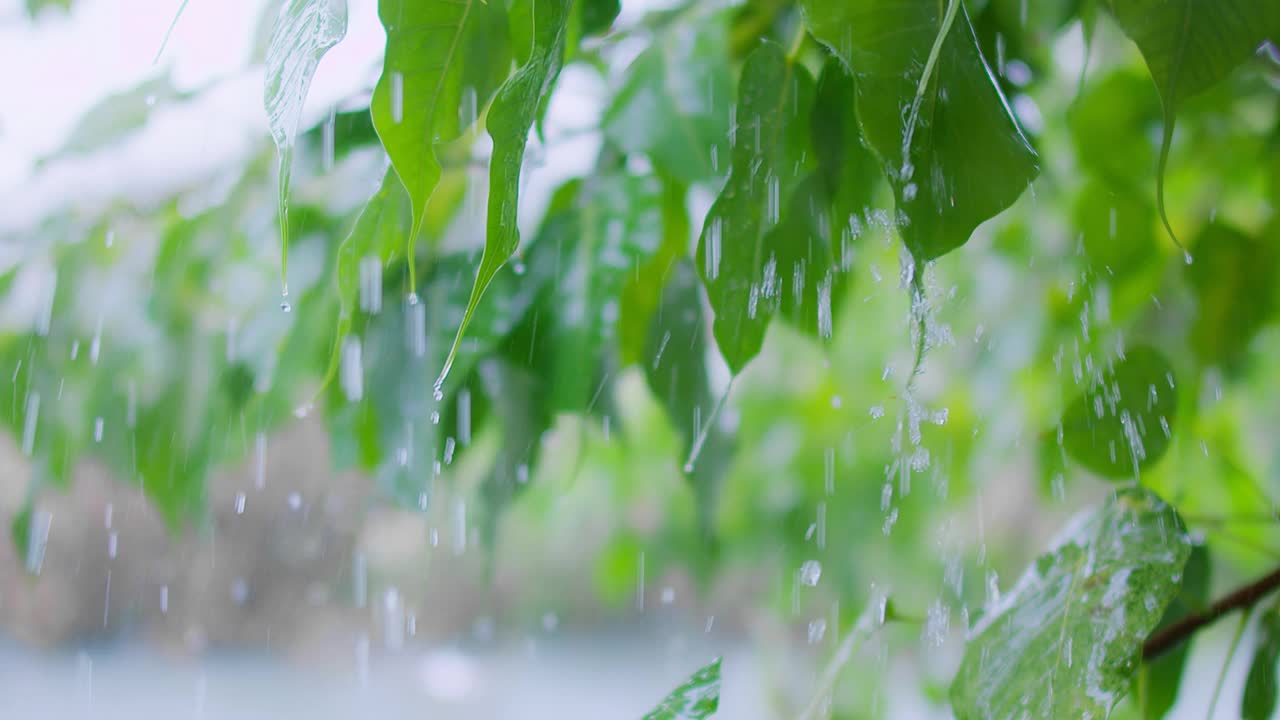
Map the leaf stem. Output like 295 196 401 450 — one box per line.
1143 565 1280 662
795 608 878 720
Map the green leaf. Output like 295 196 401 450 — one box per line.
1187 221 1280 368
544 170 665 412
950 487 1191 720
1103 0 1280 248
24 0 72 17
10 503 32 569
696 41 815 374
1138 543 1210 719
799 0 1039 262
264 0 348 289
602 20 733 184
580 0 620 36
371 0 510 289
39 73 182 163
644 259 733 531
1059 345 1178 480
642 657 722 719
1074 179 1157 278
439 0 573 387
1243 604 1280 720
619 178 690 367
1069 70 1164 191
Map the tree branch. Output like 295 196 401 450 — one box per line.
1142 565 1280 662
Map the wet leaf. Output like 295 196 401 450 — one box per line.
580 0 621 37
370 0 509 282
1187 222 1279 368
799 0 1039 262
951 487 1191 720
439 0 573 387
1243 604 1280 720
1059 346 1178 479
603 20 733 184
543 171 664 411
644 259 732 531
1103 0 1280 246
618 178 689 367
642 657 722 719
697 41 815 374
264 0 348 287
1138 543 1210 719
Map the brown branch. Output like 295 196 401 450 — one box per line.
1142 565 1280 662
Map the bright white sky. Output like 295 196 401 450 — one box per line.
0 0 677 233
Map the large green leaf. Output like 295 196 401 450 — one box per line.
264 0 348 289
1059 346 1178 479
1138 543 1210 719
370 0 510 288
1103 0 1280 247
438 0 573 388
642 657 721 719
950 487 1191 720
696 41 814 374
1187 222 1279 368
1244 604 1280 720
602 20 733 184
799 0 1039 262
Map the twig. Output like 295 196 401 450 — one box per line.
1142 565 1280 661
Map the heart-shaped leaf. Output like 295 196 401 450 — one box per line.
697 40 814 374
951 487 1191 720
799 0 1039 262
1059 346 1178 479
1104 0 1280 247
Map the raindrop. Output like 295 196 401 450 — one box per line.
24 511 51 573
107 532 118 559
280 301 292 313
541 612 559 631
21 392 40 456
234 492 246 514
661 587 676 605
287 492 302 510
406 291 419 306
808 618 827 644
93 417 104 443
799 560 822 587
390 72 404 124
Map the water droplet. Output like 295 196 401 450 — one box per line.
406 292 419 306
280 301 292 313
799 560 822 587
808 618 827 644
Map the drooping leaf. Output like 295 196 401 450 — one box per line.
642 657 722 719
439 0 573 387
697 41 815 374
39 74 183 164
1103 0 1280 247
1187 222 1280 368
370 0 510 289
950 487 1191 720
799 0 1039 262
1138 543 1210 719
264 0 348 289
1059 345 1178 479
1243 604 1280 720
603 20 733 184
644 259 733 532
